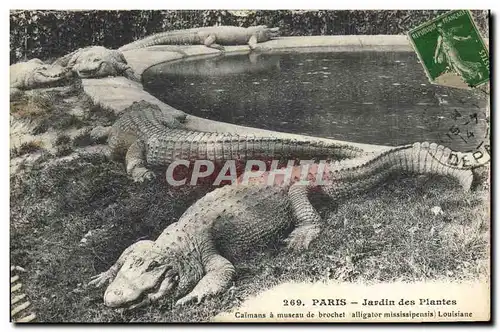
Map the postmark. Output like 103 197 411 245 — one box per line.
408 10 490 88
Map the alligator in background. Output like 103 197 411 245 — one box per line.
91 100 366 182
10 59 71 97
53 46 140 81
118 25 280 52
88 142 477 309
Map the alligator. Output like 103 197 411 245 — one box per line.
10 59 70 96
95 100 366 182
53 46 140 81
88 142 475 309
118 25 280 52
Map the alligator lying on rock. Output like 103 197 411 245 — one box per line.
93 101 366 182
118 25 280 52
53 46 140 81
10 59 71 96
89 142 475 309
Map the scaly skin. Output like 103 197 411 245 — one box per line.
99 100 366 182
89 142 476 309
118 25 280 52
53 46 139 81
10 59 70 95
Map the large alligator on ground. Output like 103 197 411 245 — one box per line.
93 101 366 182
88 142 475 309
118 25 280 52
10 59 71 96
53 46 140 81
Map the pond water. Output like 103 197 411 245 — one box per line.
143 51 488 151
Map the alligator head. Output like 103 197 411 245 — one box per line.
103 235 203 309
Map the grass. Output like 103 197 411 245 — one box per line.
10 153 490 322
33 113 86 135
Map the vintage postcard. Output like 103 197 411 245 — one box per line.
9 9 490 323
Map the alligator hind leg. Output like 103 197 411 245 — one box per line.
125 140 155 182
285 183 322 251
175 253 235 306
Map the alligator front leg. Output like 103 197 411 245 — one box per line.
88 240 154 288
125 140 155 182
203 34 225 51
285 183 322 251
175 253 235 306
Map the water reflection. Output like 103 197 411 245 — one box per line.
143 51 488 151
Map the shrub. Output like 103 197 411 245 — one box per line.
10 10 489 63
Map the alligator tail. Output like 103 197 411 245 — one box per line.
52 48 80 67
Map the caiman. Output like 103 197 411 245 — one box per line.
94 100 367 182
10 59 71 96
118 25 280 52
88 142 476 309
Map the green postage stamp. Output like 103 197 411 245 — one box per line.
408 10 490 88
